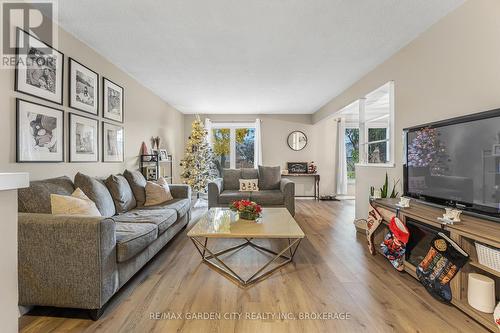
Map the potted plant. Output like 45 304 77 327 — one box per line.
230 200 263 221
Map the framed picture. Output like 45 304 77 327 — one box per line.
287 162 308 174
15 28 64 105
102 122 124 162
69 58 98 115
16 99 64 162
69 113 99 162
152 148 168 161
103 77 124 122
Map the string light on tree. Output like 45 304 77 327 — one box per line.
180 116 218 195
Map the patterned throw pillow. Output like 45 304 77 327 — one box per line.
144 177 174 206
239 179 259 192
51 188 101 216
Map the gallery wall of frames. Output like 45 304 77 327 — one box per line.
14 28 125 163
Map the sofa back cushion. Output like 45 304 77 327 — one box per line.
123 169 147 206
241 168 258 179
18 176 75 213
105 174 137 213
223 169 241 190
258 166 281 190
74 172 116 217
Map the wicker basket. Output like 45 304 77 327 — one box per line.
475 242 500 273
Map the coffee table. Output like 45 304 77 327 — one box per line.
187 207 305 287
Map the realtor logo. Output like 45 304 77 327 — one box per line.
1 0 57 67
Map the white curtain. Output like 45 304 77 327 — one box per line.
336 118 348 195
205 118 212 144
254 119 263 168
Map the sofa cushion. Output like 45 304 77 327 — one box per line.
218 190 251 204
160 198 191 217
223 169 241 190
123 169 147 206
105 175 137 213
51 188 101 216
74 172 116 217
258 166 281 190
112 208 177 235
115 222 158 262
251 190 284 205
241 168 258 179
18 176 75 213
144 178 173 206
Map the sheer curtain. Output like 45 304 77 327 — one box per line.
254 119 262 168
204 118 212 144
336 118 348 195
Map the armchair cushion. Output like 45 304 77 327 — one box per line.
219 190 251 204
251 190 284 205
223 169 241 190
241 168 258 179
258 166 281 190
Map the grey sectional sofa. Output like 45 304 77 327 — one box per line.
208 166 295 216
17 170 191 320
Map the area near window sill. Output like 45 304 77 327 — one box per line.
355 163 395 168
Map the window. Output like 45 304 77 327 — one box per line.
345 128 359 180
360 81 394 165
211 123 257 172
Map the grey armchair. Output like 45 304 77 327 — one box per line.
208 167 295 216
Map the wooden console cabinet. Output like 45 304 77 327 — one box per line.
372 198 500 332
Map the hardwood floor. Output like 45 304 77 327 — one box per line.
20 200 488 333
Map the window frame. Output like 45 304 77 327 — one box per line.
358 81 395 167
211 122 257 169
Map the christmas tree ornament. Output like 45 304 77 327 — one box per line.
180 116 218 195
417 232 468 303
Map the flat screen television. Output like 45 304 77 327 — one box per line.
403 108 500 219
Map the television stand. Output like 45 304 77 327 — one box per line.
371 198 500 332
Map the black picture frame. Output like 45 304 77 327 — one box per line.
14 28 64 105
68 57 99 115
16 98 65 163
102 121 124 163
102 77 124 123
287 130 308 151
68 113 99 163
287 162 308 174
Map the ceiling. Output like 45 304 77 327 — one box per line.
57 0 463 114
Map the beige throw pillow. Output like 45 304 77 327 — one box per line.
239 179 259 191
144 177 174 206
51 188 101 216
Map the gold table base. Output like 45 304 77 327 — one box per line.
189 237 302 287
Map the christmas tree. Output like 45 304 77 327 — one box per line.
180 116 219 194
407 127 450 175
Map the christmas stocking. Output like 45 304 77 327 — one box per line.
366 203 383 254
416 232 469 303
380 216 410 271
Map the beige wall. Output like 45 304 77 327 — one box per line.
0 23 185 182
313 0 500 217
0 189 19 332
184 114 339 196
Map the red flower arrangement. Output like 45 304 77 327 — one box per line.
229 200 262 220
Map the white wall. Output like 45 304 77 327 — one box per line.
313 0 500 217
184 114 339 196
0 20 185 182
